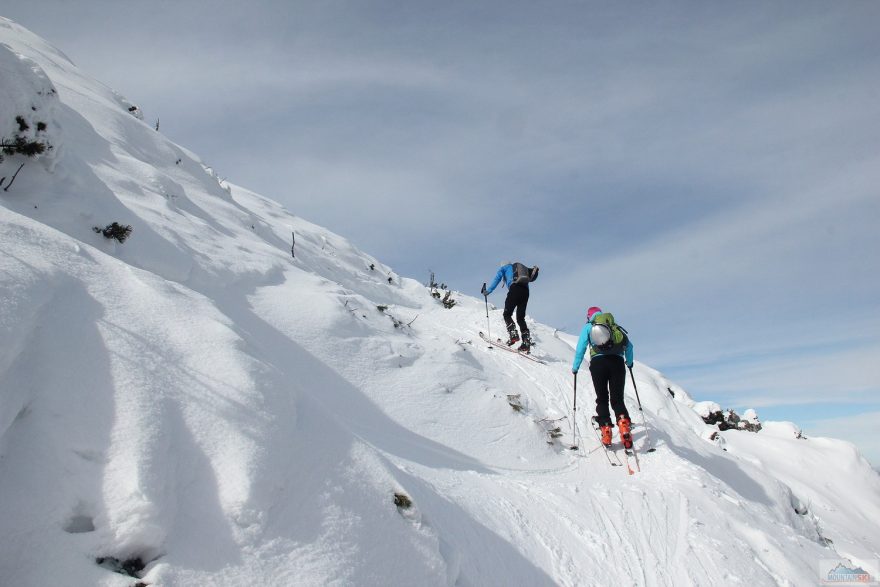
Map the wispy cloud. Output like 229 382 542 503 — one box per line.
663 342 880 407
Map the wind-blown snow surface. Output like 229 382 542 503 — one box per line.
1 17 879 587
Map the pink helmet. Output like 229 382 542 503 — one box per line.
587 306 602 321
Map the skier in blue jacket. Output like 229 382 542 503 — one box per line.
572 306 634 448
481 262 539 352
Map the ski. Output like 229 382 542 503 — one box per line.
624 448 641 474
589 417 622 467
620 426 640 475
479 332 545 364
621 447 637 475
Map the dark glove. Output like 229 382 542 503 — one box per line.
626 362 633 369
572 369 578 375
481 283 487 296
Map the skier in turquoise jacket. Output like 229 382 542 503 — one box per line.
572 306 634 448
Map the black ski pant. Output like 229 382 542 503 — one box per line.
502 283 529 336
590 355 629 427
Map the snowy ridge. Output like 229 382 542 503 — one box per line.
1 17 878 586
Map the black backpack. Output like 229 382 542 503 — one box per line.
512 262 539 285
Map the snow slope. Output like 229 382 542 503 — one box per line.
1 17 878 586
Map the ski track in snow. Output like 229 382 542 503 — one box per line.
1 16 879 587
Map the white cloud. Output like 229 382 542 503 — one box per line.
664 343 880 408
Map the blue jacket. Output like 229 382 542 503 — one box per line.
485 264 514 294
572 312 634 373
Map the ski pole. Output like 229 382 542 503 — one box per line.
482 283 491 340
628 366 656 452
570 372 579 450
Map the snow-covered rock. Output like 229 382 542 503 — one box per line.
692 400 722 418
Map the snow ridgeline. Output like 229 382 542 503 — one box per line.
1 16 879 587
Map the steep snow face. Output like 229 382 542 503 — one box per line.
2 17 879 587
0 17 283 287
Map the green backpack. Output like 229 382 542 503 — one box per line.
589 312 628 356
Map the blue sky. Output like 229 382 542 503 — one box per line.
4 1 879 463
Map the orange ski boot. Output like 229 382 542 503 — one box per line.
618 416 633 449
600 424 613 447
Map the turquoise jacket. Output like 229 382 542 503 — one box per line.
572 312 634 373
485 264 515 294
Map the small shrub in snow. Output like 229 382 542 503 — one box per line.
393 492 412 509
441 290 457 309
388 312 418 329
508 394 523 412
427 274 456 308
1 115 49 160
760 421 803 439
93 222 133 243
426 271 448 291
1 114 53 191
376 305 389 313
1 136 47 158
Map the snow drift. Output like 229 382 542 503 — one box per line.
1 17 878 586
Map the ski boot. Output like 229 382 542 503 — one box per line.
600 424 613 447
618 416 633 450
517 331 531 353
505 324 520 346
